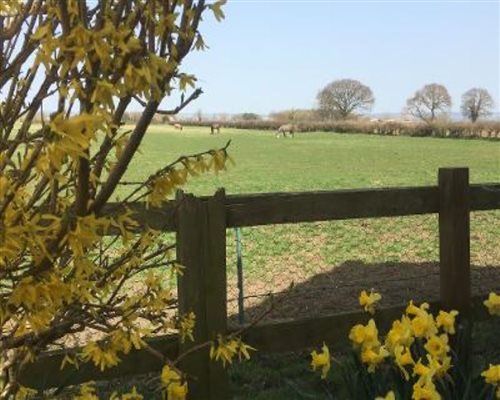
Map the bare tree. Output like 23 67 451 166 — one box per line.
406 83 452 122
461 88 495 122
317 79 375 120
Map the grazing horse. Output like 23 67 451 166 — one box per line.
276 124 296 138
210 123 221 135
173 123 183 131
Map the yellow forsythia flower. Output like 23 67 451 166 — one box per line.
161 365 188 400
484 292 500 316
435 310 459 334
310 342 331 379
167 381 188 400
161 365 182 386
375 391 396 400
359 289 382 315
482 364 500 385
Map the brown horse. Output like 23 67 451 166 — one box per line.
210 124 221 135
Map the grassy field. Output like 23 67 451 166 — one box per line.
125 125 499 284
124 126 500 310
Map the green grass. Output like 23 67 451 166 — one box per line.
125 125 500 193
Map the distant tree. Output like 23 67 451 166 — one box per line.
238 112 261 121
317 79 375 120
461 88 495 122
406 83 452 122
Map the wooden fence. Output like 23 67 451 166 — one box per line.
19 168 500 399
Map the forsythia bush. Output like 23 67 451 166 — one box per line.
311 291 500 400
0 1 252 399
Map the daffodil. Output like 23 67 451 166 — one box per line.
482 364 500 385
375 391 396 400
359 289 382 315
394 345 415 380
484 292 500 316
406 300 430 317
349 319 379 348
424 334 449 359
435 310 458 334
311 342 331 379
360 344 389 372
413 358 434 380
385 316 414 352
427 354 451 378
412 380 441 400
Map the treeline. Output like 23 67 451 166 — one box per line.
180 119 500 140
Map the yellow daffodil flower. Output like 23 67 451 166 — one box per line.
482 364 500 385
435 310 459 334
484 292 500 316
394 345 415 380
359 289 382 315
385 316 415 352
349 319 379 348
424 334 450 359
412 380 441 400
375 391 396 400
361 345 389 372
311 342 331 379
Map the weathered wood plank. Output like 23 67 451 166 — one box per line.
205 189 229 399
225 186 439 227
439 168 471 316
237 296 489 354
101 201 177 232
439 168 473 369
18 296 489 390
176 191 210 399
18 335 178 390
470 183 500 211
100 183 499 234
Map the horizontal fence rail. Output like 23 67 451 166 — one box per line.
19 295 491 390
104 183 500 233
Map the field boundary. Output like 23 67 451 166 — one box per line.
18 168 500 399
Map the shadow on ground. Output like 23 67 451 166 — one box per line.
229 260 500 325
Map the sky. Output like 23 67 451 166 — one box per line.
174 0 500 116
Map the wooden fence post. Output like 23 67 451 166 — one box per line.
438 168 471 316
176 189 228 400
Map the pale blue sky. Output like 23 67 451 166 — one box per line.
175 0 500 116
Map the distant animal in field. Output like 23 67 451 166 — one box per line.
210 124 221 135
276 124 296 138
173 123 183 131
